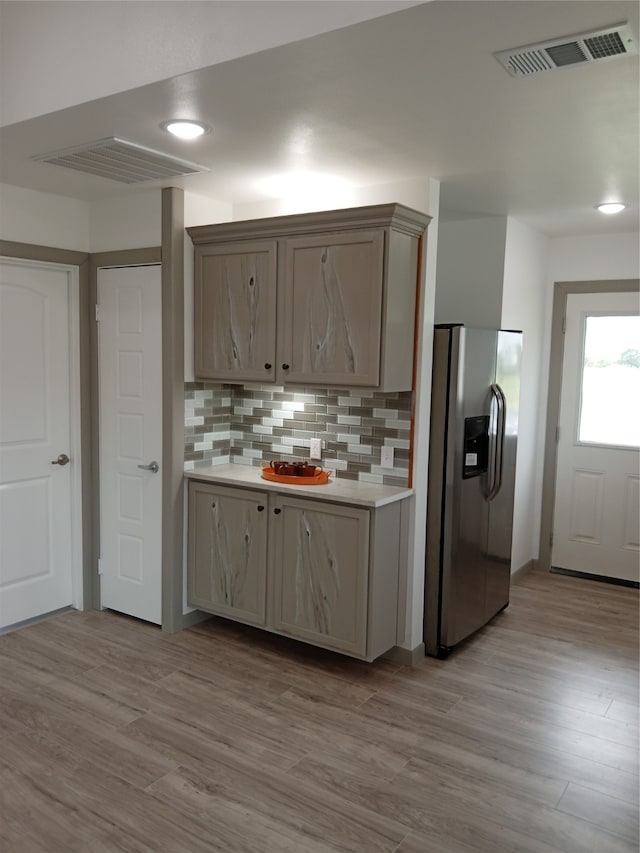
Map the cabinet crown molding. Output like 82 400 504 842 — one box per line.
187 202 430 245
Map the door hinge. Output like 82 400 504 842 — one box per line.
98 557 104 575
556 426 560 443
549 532 553 548
561 315 566 334
95 304 101 322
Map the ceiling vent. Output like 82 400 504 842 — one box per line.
31 137 210 184
494 22 637 77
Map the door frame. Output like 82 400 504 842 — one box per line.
90 249 162 618
0 247 90 613
539 278 640 572
90 188 186 632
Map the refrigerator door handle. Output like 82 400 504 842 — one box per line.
487 383 506 501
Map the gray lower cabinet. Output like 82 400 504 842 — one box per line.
187 479 404 661
271 495 370 657
188 481 268 626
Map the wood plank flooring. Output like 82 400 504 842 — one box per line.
0 567 637 852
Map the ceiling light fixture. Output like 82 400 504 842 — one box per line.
596 202 626 214
161 120 209 140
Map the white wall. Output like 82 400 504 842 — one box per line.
349 178 432 215
232 177 431 221
0 182 90 251
405 177 439 651
548 232 640 283
434 217 507 327
89 191 162 253
502 218 549 573
0 183 168 255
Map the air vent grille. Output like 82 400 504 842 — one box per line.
32 137 210 184
495 22 637 77
584 31 626 59
546 42 588 67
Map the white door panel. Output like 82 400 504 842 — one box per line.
0 260 77 628
98 265 162 624
622 476 640 552
553 291 640 583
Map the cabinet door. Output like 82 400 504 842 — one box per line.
188 482 268 625
194 240 277 382
271 496 370 656
281 230 384 386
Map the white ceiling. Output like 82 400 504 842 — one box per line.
1 0 638 237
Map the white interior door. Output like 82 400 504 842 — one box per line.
98 265 162 624
552 290 640 584
0 259 80 629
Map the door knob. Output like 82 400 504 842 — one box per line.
51 453 70 466
137 461 159 473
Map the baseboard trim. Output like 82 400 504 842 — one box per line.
551 566 639 590
511 558 537 584
383 642 425 667
0 606 74 636
181 609 213 630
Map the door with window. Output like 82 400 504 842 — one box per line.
552 290 639 583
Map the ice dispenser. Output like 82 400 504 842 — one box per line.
462 415 489 479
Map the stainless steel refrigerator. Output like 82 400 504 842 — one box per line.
424 325 522 658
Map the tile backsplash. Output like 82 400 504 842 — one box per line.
185 382 412 486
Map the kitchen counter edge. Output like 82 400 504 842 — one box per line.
184 464 413 508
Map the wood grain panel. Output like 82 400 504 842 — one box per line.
0 567 637 852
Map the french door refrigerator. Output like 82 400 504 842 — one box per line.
424 324 522 657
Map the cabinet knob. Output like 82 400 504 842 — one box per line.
281 363 290 370
273 507 282 515
257 505 265 512
264 363 272 370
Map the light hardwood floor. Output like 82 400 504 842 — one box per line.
0 567 638 852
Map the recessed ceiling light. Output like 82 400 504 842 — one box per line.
596 202 626 214
161 120 209 140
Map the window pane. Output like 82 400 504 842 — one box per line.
579 314 640 447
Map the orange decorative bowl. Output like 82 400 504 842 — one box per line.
260 466 331 485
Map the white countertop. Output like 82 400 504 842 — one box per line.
184 463 413 508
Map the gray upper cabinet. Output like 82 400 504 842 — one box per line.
194 240 277 382
188 203 430 391
280 230 384 387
